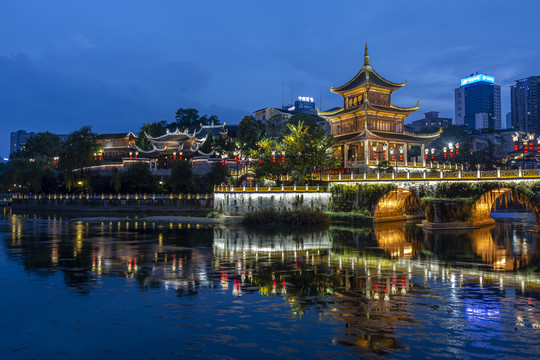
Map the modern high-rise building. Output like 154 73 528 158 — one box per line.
510 76 540 133
10 130 35 154
455 73 501 130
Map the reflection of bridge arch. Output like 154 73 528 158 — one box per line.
469 188 540 224
373 189 422 222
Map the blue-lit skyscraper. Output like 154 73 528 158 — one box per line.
455 73 501 130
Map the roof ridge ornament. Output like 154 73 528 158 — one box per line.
364 43 369 66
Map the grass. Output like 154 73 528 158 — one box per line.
326 210 372 224
242 208 329 226
420 196 475 204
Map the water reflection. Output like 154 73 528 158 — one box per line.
2 211 540 358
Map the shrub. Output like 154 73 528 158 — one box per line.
242 208 329 226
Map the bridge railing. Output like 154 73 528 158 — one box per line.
11 193 213 200
215 185 327 193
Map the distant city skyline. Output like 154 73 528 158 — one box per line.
1 0 540 157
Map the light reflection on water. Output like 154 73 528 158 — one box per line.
0 209 540 359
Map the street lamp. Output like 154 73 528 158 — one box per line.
512 132 520 151
430 148 435 160
382 144 388 161
522 138 528 168
373 144 379 165
443 146 447 159
449 143 454 159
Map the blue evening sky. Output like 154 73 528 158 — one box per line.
1 0 539 157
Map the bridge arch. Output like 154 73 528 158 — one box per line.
469 187 540 224
373 189 423 222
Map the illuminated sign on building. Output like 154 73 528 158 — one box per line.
298 96 314 102
460 74 495 86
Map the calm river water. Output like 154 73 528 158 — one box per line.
1 208 540 359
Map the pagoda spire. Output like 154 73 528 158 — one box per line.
364 43 369 66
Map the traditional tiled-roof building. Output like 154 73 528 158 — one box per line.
319 45 440 169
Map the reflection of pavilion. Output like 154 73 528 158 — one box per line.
212 228 332 253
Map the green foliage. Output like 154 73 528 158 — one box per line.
329 183 397 213
174 108 219 128
237 115 262 149
286 114 322 133
124 163 153 193
242 208 330 226
205 162 228 187
12 132 63 159
169 160 194 193
265 114 289 139
136 121 167 151
326 210 372 224
200 133 213 154
110 168 123 193
60 125 98 173
283 121 338 182
251 138 285 184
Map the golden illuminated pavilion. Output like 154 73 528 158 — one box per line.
319 44 440 169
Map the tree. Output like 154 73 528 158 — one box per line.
206 162 228 188
283 121 338 183
174 108 220 128
175 108 200 128
136 121 168 151
286 113 321 133
265 114 289 139
199 114 220 126
169 161 194 193
12 132 63 159
200 133 213 154
60 126 98 191
110 168 123 193
251 138 285 185
125 163 153 193
237 116 262 149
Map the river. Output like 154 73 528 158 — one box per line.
1 208 539 359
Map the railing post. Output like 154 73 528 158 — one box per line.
282 185 285 192
230 186 234 192
407 171 410 180
377 171 380 180
518 166 523 178
255 185 258 192
423 171 426 180
497 167 501 179
305 184 308 191
458 170 462 179
350 173 353 180
477 168 481 179
440 170 443 179
293 185 296 192
268 186 271 192
327 174 330 181
338 173 341 181
392 172 395 180
363 172 367 181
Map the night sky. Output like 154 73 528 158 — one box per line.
1 0 539 157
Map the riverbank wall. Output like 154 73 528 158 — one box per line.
214 191 330 215
11 194 213 213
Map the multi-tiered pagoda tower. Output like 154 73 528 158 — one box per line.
319 44 440 169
